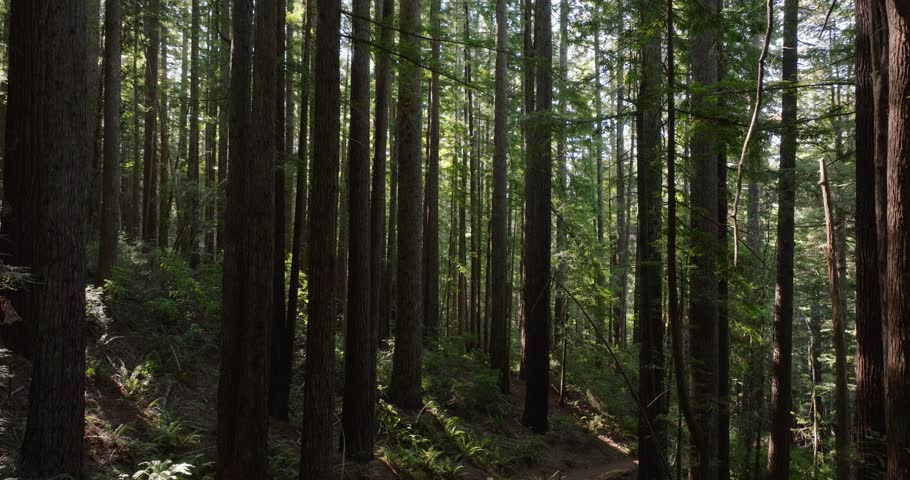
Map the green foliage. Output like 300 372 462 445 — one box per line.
422 340 509 416
132 460 193 480
113 360 155 397
377 401 464 480
146 403 202 454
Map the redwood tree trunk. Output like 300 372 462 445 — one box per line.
689 0 720 475
767 0 798 476
389 0 424 409
884 2 910 477
521 0 552 433
4 0 89 475
636 0 666 473
854 0 887 474
215 0 276 475
490 0 510 394
341 0 375 455
300 0 341 469
142 1 160 245
422 0 441 342
98 0 122 284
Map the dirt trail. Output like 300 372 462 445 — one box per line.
557 458 637 480
505 375 637 480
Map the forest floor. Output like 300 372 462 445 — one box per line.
0 245 637 479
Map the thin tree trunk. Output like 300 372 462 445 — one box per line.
521 0 552 433
371 0 392 348
98 0 122 284
818 158 851 480
490 0 510 393
423 0 441 341
299 0 342 469
341 0 375 454
187 0 201 267
388 0 424 408
268 0 289 419
142 1 160 246
277 0 313 422
158 32 172 250
554 0 569 350
767 0 798 475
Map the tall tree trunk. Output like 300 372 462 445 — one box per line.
142 0 160 246
284 0 295 248
521 0 552 433
216 0 230 254
614 3 629 346
854 0 887 474
187 0 201 267
636 0 665 472
464 0 480 350
490 0 510 394
299 0 341 469
175 30 189 250
818 158 851 480
216 0 276 475
884 2 910 477
158 32 172 250
87 0 102 235
553 0 568 350
423 0 441 341
276 0 314 422
371 0 392 349
98 0 122 284
341 0 375 455
388 0 424 408
130 22 141 239
594 26 606 344
268 0 288 418
518 0 533 378
718 145 730 480
767 0 798 476
688 0 721 475
3 0 89 474
382 110 399 343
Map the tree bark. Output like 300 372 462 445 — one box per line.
371 0 392 349
98 0 122 284
277 0 314 422
422 0 441 341
767 0 798 476
521 0 552 433
299 0 342 469
636 0 665 472
818 158 851 480
268 0 289 418
142 0 160 246
216 0 277 476
158 32 172 251
490 0 510 394
186 0 201 266
854 0 887 474
553 0 568 352
341 0 375 455
884 1 910 477
388 0 424 408
3 0 89 475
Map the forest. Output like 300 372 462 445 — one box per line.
0 0 908 478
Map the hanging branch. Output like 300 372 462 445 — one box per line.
731 0 774 267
